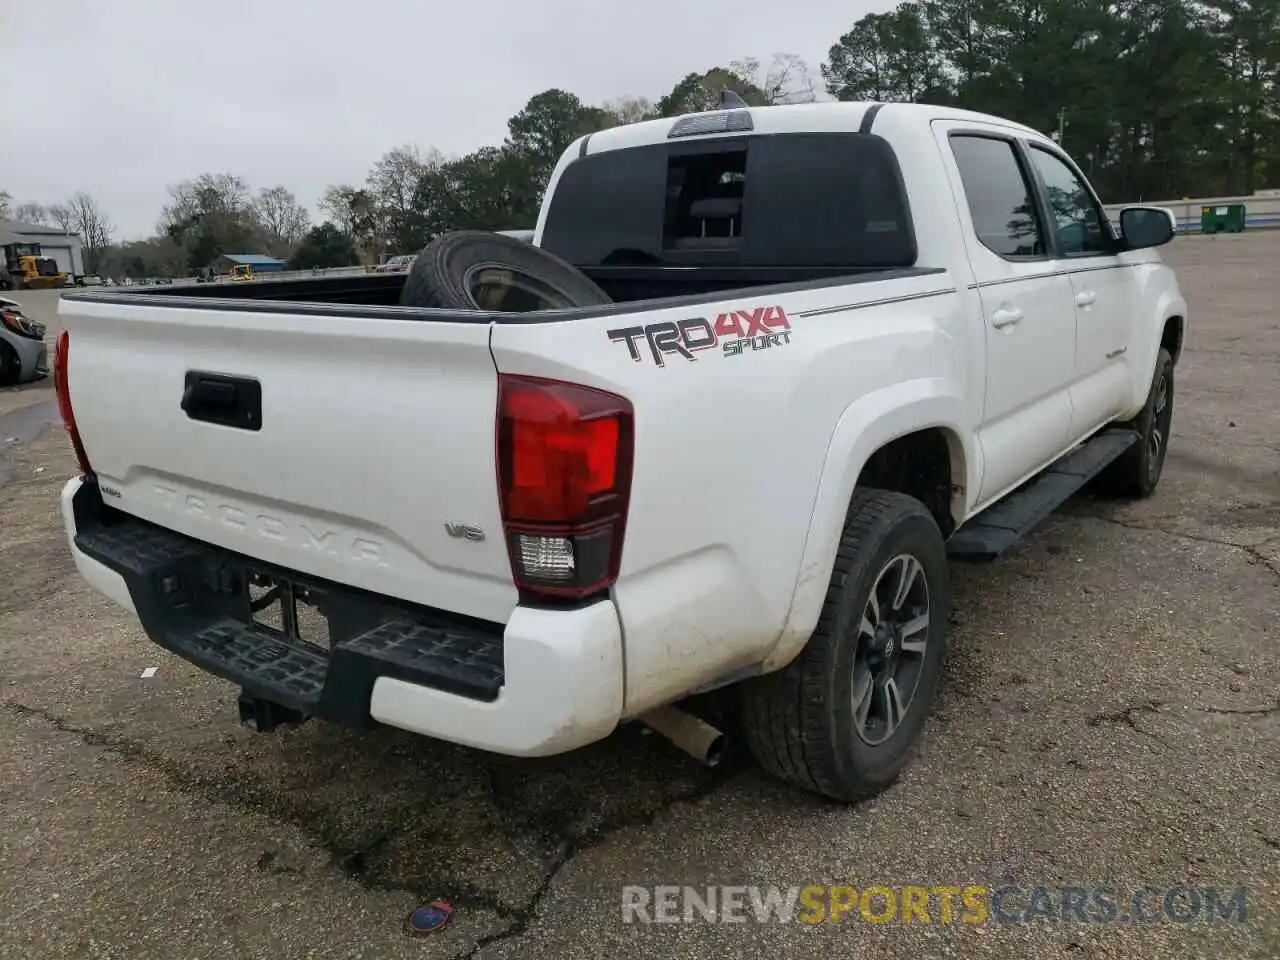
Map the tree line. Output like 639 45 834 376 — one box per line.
3 2 1275 278
824 0 1277 202
0 180 310 279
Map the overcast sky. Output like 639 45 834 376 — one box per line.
5 0 891 240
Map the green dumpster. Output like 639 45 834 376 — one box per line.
1200 203 1246 234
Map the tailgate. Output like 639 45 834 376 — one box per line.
60 297 516 623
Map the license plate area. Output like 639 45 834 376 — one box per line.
247 570 332 654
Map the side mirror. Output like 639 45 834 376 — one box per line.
1119 206 1176 249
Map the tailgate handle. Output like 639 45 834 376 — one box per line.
181 372 262 431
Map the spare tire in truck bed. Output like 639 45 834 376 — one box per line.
398 230 612 311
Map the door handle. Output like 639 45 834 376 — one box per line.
991 307 1024 329
1075 290 1097 307
181 371 262 431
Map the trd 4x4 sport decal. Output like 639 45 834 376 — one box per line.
607 306 792 368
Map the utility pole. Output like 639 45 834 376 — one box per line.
1056 107 1066 145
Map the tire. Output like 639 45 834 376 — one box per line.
1095 347 1174 498
0 341 21 386
740 489 950 802
398 230 611 311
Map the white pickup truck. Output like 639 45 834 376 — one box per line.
56 101 1186 802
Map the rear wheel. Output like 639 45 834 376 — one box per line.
1096 347 1174 498
0 341 21 386
740 489 949 802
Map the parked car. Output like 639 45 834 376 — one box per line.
0 296 48 385
375 254 417 273
54 101 1185 801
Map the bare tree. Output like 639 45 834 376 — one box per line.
767 54 818 103
657 55 813 116
319 184 360 236
252 185 310 253
158 174 263 272
366 145 440 253
13 203 50 225
602 96 658 124
0 191 11 220
319 184 381 257
368 146 433 219
65 192 114 273
731 54 818 104
160 173 252 235
48 203 75 233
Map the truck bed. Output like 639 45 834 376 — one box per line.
63 264 940 316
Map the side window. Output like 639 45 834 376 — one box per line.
950 135 1045 259
1026 146 1111 255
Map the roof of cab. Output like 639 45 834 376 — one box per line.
578 101 1045 157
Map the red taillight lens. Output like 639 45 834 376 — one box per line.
497 374 633 600
54 331 93 477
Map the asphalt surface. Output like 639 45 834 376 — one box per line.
1 237 1277 960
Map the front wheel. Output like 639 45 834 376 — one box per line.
1096 347 1175 498
740 489 950 802
0 341 21 386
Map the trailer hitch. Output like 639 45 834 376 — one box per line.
237 691 308 733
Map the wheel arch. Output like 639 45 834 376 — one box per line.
1120 282 1188 417
762 380 972 673
1161 314 1185 366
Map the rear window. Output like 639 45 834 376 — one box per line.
540 132 916 269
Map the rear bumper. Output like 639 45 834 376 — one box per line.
60 476 625 756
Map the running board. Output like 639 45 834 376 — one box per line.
947 429 1138 562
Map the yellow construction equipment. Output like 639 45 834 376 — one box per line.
14 255 68 290
230 264 255 281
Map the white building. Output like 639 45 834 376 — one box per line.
0 219 85 277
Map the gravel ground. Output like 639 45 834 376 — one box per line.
1 235 1276 960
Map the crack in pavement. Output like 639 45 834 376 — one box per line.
1194 701 1279 717
1083 514 1280 581
454 757 747 959
1086 699 1164 730
1087 696 1277 733
0 700 403 879
1 698 744 957
1085 699 1173 747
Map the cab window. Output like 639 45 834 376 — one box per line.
1026 146 1112 256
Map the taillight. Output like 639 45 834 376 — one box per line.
53 331 93 477
497 374 634 600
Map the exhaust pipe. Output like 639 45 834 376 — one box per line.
640 705 728 767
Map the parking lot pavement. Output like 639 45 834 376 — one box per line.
1 237 1277 960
